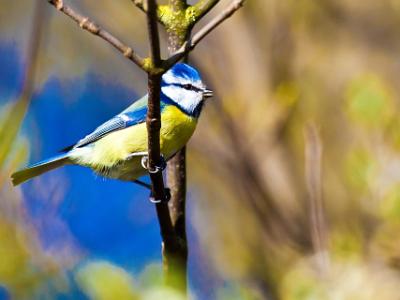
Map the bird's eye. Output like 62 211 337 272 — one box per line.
183 84 193 90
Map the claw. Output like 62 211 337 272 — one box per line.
141 155 148 169
139 154 169 203
133 180 170 203
141 154 167 173
149 187 171 203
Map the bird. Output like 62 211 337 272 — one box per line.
11 63 212 187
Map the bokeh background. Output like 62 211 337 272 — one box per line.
2 0 400 299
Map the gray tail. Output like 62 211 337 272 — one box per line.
11 153 70 186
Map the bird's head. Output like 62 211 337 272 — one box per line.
161 63 213 117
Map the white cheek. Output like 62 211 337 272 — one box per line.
162 86 202 114
162 85 183 102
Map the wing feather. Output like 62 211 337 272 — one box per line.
61 95 149 152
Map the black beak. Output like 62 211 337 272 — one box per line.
203 88 213 98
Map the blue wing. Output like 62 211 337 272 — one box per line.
61 95 149 152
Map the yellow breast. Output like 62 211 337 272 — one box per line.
83 105 197 169
159 105 198 157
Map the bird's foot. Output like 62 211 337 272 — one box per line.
149 187 171 204
139 154 168 203
133 180 170 203
141 154 167 174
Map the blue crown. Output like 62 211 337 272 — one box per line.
166 63 201 82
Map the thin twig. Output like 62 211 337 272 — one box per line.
165 0 245 68
47 0 147 70
193 0 221 23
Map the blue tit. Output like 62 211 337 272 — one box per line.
11 63 213 186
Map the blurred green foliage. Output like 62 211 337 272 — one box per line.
345 74 394 127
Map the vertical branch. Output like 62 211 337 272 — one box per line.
165 0 189 293
147 0 161 67
166 0 189 53
166 145 188 287
145 1 163 198
305 123 329 273
163 0 246 292
145 0 181 288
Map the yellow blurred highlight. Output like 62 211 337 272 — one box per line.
330 228 363 262
0 220 30 287
275 82 300 108
141 287 185 300
372 221 400 269
0 217 61 298
345 74 394 127
75 261 138 300
281 258 400 300
344 148 376 190
379 185 400 220
385 118 400 152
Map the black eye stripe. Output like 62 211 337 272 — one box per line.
171 83 203 92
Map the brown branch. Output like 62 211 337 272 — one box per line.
147 0 161 67
147 74 174 241
47 0 147 70
164 0 245 68
145 0 183 289
146 0 168 218
193 0 221 22
132 0 167 27
162 0 189 294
